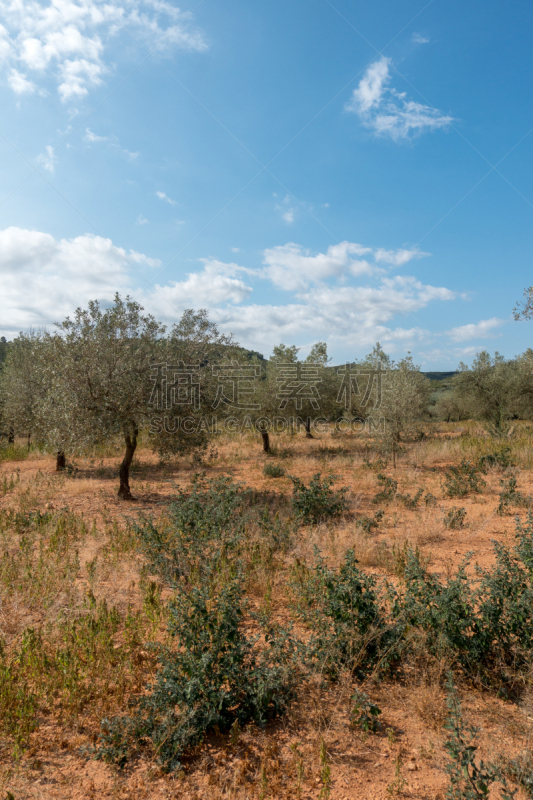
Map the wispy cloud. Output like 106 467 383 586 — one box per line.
1 0 208 102
446 317 505 342
156 191 177 205
136 214 150 225
345 56 454 141
37 145 57 173
412 32 430 45
83 128 140 159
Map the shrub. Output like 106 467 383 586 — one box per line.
444 461 486 498
350 689 382 733
98 579 298 771
478 447 515 471
444 678 516 800
371 474 397 505
397 488 424 509
289 473 347 524
136 476 294 585
356 509 384 533
424 492 437 507
291 549 399 679
497 476 532 516
444 508 467 530
263 463 285 478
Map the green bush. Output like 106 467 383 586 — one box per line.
444 508 467 530
0 444 27 463
444 461 486 498
356 509 384 533
397 487 424 509
136 476 294 585
478 447 515 471
291 549 400 679
263 463 285 478
371 474 397 505
98 579 298 771
289 473 347 524
497 476 532 516
293 514 533 692
350 689 382 733
444 678 516 799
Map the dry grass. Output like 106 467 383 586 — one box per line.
0 424 531 798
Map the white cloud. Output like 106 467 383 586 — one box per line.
136 214 149 225
345 56 454 141
1 0 207 101
37 144 57 173
230 247 240 253
84 127 107 142
261 241 429 292
8 67 35 93
446 317 505 342
83 128 140 159
150 258 253 310
412 33 430 45
0 228 458 362
156 190 177 205
0 227 162 333
282 209 294 224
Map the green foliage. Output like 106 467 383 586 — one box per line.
291 549 399 679
444 461 486 498
397 487 424 509
289 473 347 524
350 689 382 733
371 474 398 504
136 476 294 587
356 509 384 533
424 491 437 506
444 507 467 529
98 578 298 771
502 752 533 798
0 444 27 463
263 463 286 478
478 447 515 471
497 476 532 515
444 678 516 799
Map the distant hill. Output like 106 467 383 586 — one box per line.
422 371 458 381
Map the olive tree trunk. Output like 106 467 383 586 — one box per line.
56 451 66 471
261 430 270 453
8 424 14 444
305 417 314 439
118 427 138 500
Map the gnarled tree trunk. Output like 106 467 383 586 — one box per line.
261 429 270 453
118 426 138 500
305 417 314 439
56 451 66 471
8 424 14 444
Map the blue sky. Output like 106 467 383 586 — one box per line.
1 0 532 367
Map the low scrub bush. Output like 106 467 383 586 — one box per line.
497 476 532 516
263 463 285 478
444 678 516 799
356 509 384 533
98 578 298 771
372 474 397 505
350 689 382 733
292 514 533 693
290 549 401 679
478 447 515 471
0 443 28 463
444 461 486 498
444 507 467 530
289 473 347 524
136 476 295 586
397 488 424 509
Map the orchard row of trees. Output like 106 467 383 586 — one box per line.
0 295 434 495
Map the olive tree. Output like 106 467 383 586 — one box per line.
372 355 430 467
47 295 235 499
